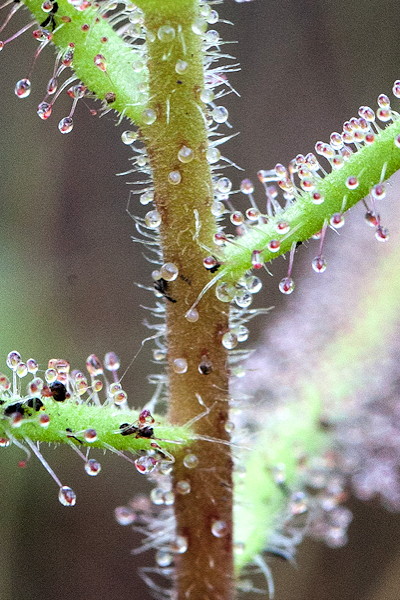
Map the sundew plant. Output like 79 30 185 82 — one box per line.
1 1 400 600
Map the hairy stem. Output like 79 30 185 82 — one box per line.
140 3 234 599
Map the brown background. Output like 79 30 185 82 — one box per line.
0 1 399 599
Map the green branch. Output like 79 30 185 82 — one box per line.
0 396 191 454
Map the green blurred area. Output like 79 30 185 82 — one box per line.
0 1 399 599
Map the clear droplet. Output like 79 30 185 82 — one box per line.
175 59 188 74
6 351 21 371
245 275 262 294
234 325 249 342
175 480 191 495
224 420 235 433
142 108 157 125
173 358 188 374
171 535 188 554
156 549 173 567
121 130 137 145
185 308 199 323
84 458 101 476
312 256 327 273
157 25 175 42
215 177 232 194
104 351 120 372
86 354 103 376
211 106 229 124
211 520 229 538
178 145 194 163
58 486 76 506
279 277 295 294
234 290 253 308
150 487 165 505
26 358 38 374
168 170 181 185
200 88 214 103
216 282 236 302
115 506 135 525
45 368 57 383
206 147 221 164
160 262 179 281
375 226 389 242
135 455 158 474
83 428 98 443
145 210 161 229
183 453 199 469
15 78 31 98
221 332 238 350
191 17 207 35
37 101 52 120
58 117 73 134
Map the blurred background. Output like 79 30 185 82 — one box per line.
0 0 399 598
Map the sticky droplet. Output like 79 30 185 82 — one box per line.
58 486 76 506
15 79 31 98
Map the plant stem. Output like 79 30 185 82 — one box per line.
141 4 234 600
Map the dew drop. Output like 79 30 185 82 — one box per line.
175 480 191 495
185 308 199 323
84 458 101 476
216 282 236 302
183 453 199 469
58 117 73 134
173 358 188 374
15 78 31 99
234 290 253 308
150 487 165 505
224 420 235 433
157 24 175 42
345 176 359 190
121 130 137 145
215 176 232 194
83 428 98 443
94 53 107 71
330 213 345 228
231 211 244 226
86 354 103 376
153 348 167 361
371 183 386 200
145 210 161 229
109 382 122 394
312 256 327 273
204 29 219 46
375 226 389 242
200 88 214 103
139 190 154 205
211 106 229 124
168 170 181 185
45 368 57 383
16 362 28 378
58 485 76 506
279 277 295 294
142 108 157 125
160 262 178 281
115 506 135 525
289 491 308 515
311 191 324 205
156 549 173 567
211 520 229 538
234 325 249 343
104 351 120 372
268 240 280 253
39 414 50 428
6 351 21 372
191 17 207 35
37 101 52 120
245 275 262 294
134 455 158 474
206 147 221 164
169 536 188 556
221 332 238 350
178 145 194 163
211 201 225 217
113 390 128 405
175 59 188 74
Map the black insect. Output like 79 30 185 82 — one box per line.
3 397 44 417
154 278 177 303
119 422 154 439
66 428 83 444
40 1 59 32
50 381 67 402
